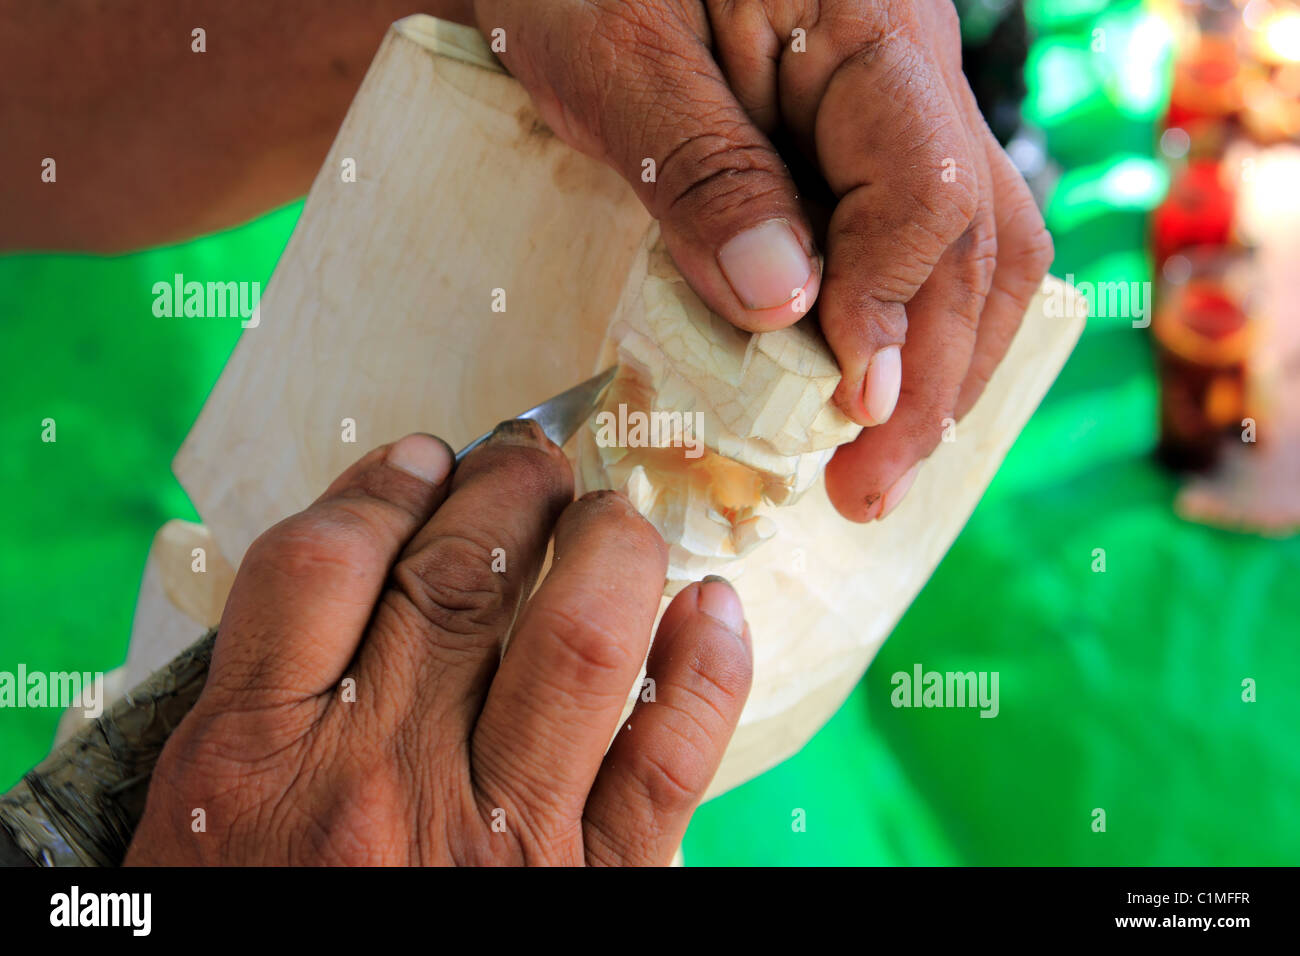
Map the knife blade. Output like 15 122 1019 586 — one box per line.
454 365 619 463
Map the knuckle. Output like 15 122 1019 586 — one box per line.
152 719 236 792
710 0 778 44
529 602 637 688
391 533 506 635
821 272 911 354
1017 217 1055 282
998 175 1054 279
657 130 789 221
947 223 999 333
308 760 410 865
962 219 1001 280
188 701 292 760
873 302 911 346
153 704 307 809
242 512 379 586
683 639 753 717
912 171 979 246
626 743 707 817
832 151 981 303
840 219 935 299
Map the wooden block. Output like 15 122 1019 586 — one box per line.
163 15 1085 799
174 17 651 561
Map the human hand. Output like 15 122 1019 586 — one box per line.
127 425 752 865
472 0 1054 520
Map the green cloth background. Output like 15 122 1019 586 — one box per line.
2 0 1296 864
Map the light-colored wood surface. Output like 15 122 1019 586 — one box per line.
173 15 651 563
158 14 1085 798
124 521 230 687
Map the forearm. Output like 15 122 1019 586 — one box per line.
0 1 476 252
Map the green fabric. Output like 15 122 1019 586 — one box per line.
3 0 1296 865
0 205 299 791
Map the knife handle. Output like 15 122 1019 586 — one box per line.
0 631 215 866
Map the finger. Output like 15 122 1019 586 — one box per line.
955 138 1055 419
811 40 982 427
210 433 454 703
706 0 783 133
359 419 573 731
818 13 1000 522
823 205 997 522
497 1 820 331
583 577 752 866
471 491 668 843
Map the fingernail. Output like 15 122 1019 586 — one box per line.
387 433 453 485
878 463 920 520
863 346 901 425
699 575 745 636
488 418 547 447
717 220 813 310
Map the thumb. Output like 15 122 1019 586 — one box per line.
642 76 821 332
487 2 819 331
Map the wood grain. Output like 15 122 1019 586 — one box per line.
150 15 1085 798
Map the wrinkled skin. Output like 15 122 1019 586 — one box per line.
4 0 1052 520
128 425 753 865
475 0 1054 520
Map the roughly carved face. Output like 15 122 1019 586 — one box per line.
579 228 861 591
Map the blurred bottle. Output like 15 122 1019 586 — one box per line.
1153 248 1256 470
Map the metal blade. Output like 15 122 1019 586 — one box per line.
454 365 618 463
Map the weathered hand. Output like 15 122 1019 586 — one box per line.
127 425 752 865
474 0 1054 520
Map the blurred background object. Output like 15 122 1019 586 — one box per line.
2 0 1298 865
1147 0 1300 532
